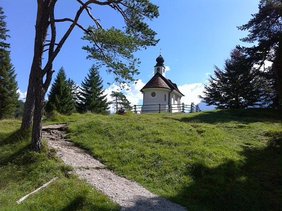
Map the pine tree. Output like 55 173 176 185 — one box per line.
45 67 75 115
0 7 19 119
110 91 132 113
67 78 79 110
202 46 260 109
78 66 109 114
239 0 282 108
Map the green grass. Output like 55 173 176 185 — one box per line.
0 119 119 211
48 109 282 210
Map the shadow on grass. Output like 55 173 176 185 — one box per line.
116 195 185 211
61 196 86 211
172 131 282 210
0 129 30 147
176 109 282 124
61 195 119 211
0 129 33 166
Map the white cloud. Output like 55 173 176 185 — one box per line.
165 65 171 72
163 66 171 77
178 83 205 105
17 89 27 101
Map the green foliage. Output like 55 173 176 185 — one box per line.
239 0 282 108
45 67 76 115
202 46 260 109
0 7 19 119
110 91 132 113
51 110 282 210
0 119 119 210
77 66 109 114
67 78 79 109
83 0 159 84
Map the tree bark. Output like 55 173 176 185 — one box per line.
21 65 35 131
31 69 44 152
274 35 282 109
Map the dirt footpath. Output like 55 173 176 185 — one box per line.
42 124 186 211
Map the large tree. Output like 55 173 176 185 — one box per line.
238 0 282 108
202 47 261 109
20 1 159 151
0 7 19 119
45 67 76 115
77 66 109 113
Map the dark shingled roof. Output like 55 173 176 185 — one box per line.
141 72 184 96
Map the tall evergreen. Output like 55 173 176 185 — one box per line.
45 67 75 115
78 66 109 114
202 46 260 109
239 0 282 108
0 7 19 119
67 78 80 110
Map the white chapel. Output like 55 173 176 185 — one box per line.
140 55 184 113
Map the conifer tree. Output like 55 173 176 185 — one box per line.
239 0 282 108
45 67 75 115
0 7 19 119
78 66 109 114
202 46 260 109
67 79 79 109
110 91 132 113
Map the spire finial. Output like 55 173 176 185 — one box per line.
160 48 162 55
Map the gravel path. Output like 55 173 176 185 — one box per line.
42 124 187 211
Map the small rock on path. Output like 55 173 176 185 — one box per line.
42 124 187 211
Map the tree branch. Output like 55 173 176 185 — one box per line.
54 18 89 33
43 69 55 93
110 3 130 23
48 1 57 61
43 0 122 73
76 0 103 29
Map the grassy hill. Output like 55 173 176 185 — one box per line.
49 109 282 210
1 109 281 210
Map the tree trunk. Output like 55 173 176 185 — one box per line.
31 100 43 152
31 71 44 152
275 36 282 109
21 2 50 151
21 65 35 131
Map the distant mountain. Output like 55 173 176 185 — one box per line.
197 101 216 111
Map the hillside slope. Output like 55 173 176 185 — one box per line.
50 109 282 210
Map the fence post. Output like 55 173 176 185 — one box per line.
134 105 137 114
168 104 171 113
182 103 185 113
159 104 161 113
190 102 195 113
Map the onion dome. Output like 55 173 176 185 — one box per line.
155 55 165 66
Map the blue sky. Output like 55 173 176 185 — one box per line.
2 0 259 108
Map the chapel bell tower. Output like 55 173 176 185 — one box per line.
154 55 166 75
